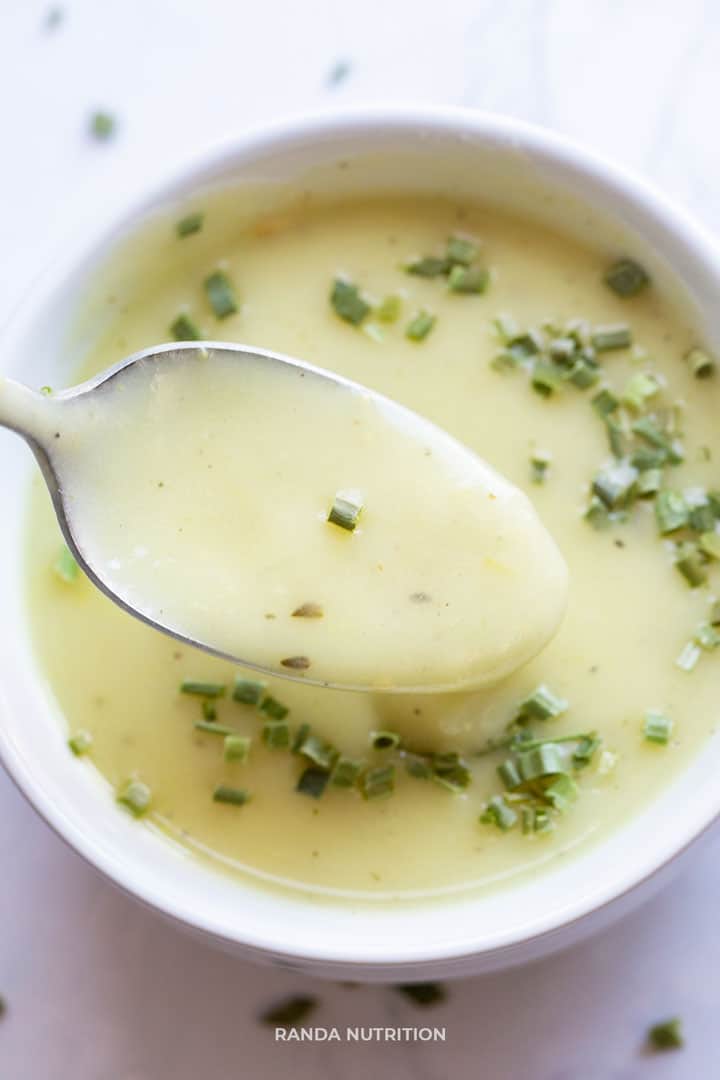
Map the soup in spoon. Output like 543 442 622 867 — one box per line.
35 344 566 691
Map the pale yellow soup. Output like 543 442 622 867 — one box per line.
25 192 720 900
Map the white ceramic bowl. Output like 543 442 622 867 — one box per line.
3 108 720 982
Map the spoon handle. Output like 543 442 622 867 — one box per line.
0 376 53 446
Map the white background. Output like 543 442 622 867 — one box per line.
3 1 720 1076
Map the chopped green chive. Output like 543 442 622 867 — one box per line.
90 111 115 140
233 678 266 705
710 599 720 625
564 318 590 345
591 324 632 352
545 340 574 373
637 468 663 497
331 757 363 787
447 265 489 294
572 734 602 767
686 346 715 379
405 311 436 342
68 729 92 756
224 734 251 763
648 1017 683 1051
532 807 555 833
631 445 668 471
604 257 649 297
297 732 337 769
395 982 447 1007
696 622 720 650
296 765 330 798
699 532 720 560
530 449 552 484
180 680 226 698
117 779 152 817
621 372 660 412
212 784 250 806
632 417 684 464
497 759 522 790
53 545 79 584
509 331 543 358
432 754 471 792
544 773 578 813
676 640 701 672
360 764 395 799
592 462 638 509
291 722 311 753
510 732 595 752
605 416 626 459
202 699 217 721
584 496 614 530
675 541 708 588
479 795 517 831
565 357 600 390
259 695 289 721
517 743 565 782
643 710 673 745
362 321 383 344
370 731 401 751
330 279 370 325
170 313 203 341
548 337 576 363
261 995 318 1027
404 753 434 780
517 685 568 722
405 256 449 278
490 351 519 373
262 720 290 749
688 500 716 533
493 314 521 343
375 295 402 323
654 490 689 534
446 236 477 266
194 720 234 736
328 492 363 532
176 212 204 238
531 362 563 397
592 389 619 417
204 270 238 319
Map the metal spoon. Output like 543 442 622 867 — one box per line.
0 342 567 692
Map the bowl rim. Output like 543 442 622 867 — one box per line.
4 103 720 972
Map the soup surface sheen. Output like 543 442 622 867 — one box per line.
25 192 720 900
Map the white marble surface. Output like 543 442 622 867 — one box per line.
3 0 720 1075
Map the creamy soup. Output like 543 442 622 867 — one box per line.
29 347 566 691
24 192 720 899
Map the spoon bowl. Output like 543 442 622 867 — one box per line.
0 341 568 693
